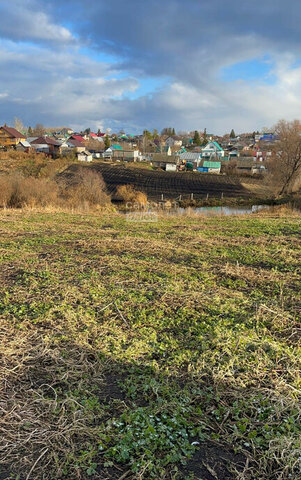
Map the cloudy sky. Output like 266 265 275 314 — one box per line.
0 0 300 134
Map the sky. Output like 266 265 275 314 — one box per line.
0 0 301 134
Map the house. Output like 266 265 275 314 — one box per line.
0 126 26 147
70 134 86 143
179 152 202 169
236 158 266 175
151 154 179 171
122 150 141 161
198 160 221 173
113 149 141 161
16 140 32 153
201 141 224 159
103 144 124 159
30 136 62 155
67 139 86 152
77 150 93 162
165 136 183 147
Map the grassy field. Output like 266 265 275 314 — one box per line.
0 209 300 480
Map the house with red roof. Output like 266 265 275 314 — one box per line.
70 134 85 143
0 126 26 147
30 136 62 155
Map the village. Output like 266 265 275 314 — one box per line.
0 124 276 177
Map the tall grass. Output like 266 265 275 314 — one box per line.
0 169 110 210
116 184 147 207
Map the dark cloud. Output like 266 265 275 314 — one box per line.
1 0 301 132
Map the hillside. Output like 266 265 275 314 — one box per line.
0 210 300 480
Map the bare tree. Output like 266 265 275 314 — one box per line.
33 123 46 136
269 120 301 195
14 117 24 133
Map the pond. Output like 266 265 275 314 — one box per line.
167 205 271 216
119 204 274 218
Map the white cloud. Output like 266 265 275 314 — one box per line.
0 0 74 44
1 0 301 132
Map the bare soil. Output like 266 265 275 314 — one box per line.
62 163 252 200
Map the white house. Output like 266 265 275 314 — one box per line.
202 141 224 159
77 150 93 162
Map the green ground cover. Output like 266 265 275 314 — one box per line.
0 210 300 479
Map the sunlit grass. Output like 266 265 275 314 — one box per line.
0 210 300 479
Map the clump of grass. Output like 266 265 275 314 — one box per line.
60 167 111 209
116 184 147 207
0 173 59 208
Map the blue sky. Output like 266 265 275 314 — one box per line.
0 0 301 134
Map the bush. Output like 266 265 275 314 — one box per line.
116 184 147 207
0 169 111 210
0 173 59 208
60 168 111 209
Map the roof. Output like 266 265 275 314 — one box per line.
213 141 223 151
152 154 179 164
203 141 223 151
31 136 61 146
89 133 97 137
68 139 84 148
237 158 259 168
77 150 92 156
71 135 85 142
1 126 25 138
179 152 201 161
19 140 31 148
203 161 221 168
111 144 123 150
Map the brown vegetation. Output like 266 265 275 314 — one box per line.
59 167 111 209
0 169 110 210
115 184 147 206
0 150 77 178
269 119 301 195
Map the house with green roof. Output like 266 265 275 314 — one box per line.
198 160 221 173
201 141 224 159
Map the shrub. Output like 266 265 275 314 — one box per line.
60 168 111 209
0 173 59 208
0 175 14 207
116 184 147 207
0 168 111 210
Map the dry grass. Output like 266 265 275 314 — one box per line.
0 151 78 178
116 184 147 207
0 169 111 210
0 173 59 208
60 167 111 209
0 319 107 480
